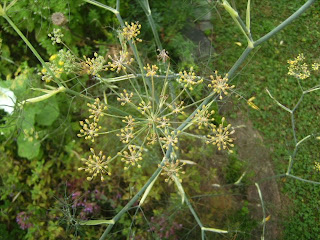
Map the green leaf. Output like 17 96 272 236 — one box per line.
35 96 60 126
17 132 40 160
17 106 41 159
21 105 37 129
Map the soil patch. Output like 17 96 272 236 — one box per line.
221 102 282 240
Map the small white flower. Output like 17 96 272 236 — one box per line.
0 87 16 115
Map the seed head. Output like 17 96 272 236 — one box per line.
117 89 133 106
117 126 134 143
208 71 235 99
122 22 142 43
87 98 107 122
48 28 64 45
192 105 215 129
138 101 151 115
156 116 170 129
160 130 178 150
157 49 170 63
206 117 235 152
178 67 203 90
51 12 67 26
287 54 310 80
122 115 135 127
81 53 106 77
144 64 158 77
107 51 133 73
169 101 185 115
77 119 101 142
120 145 143 168
78 148 111 181
159 159 186 183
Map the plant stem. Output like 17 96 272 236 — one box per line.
137 0 163 50
116 0 120 11
254 0 316 47
228 46 253 79
255 183 266 240
83 0 118 14
99 147 172 240
2 14 65 87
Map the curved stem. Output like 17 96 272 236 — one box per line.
83 0 118 14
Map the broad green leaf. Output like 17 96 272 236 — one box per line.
17 132 40 160
21 105 37 129
17 106 40 159
35 96 59 126
10 71 28 96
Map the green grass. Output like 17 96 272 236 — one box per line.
209 0 320 239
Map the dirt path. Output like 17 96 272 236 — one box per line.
221 104 282 240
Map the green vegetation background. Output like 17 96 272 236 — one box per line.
0 0 319 239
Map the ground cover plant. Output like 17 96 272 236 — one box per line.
0 0 319 239
209 0 320 238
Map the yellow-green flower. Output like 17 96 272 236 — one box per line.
208 71 235 99
206 117 235 152
120 145 143 169
159 159 186 183
178 67 203 90
144 64 158 77
78 148 111 181
287 54 310 79
77 119 101 142
122 22 142 42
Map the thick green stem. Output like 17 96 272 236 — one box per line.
137 0 163 50
287 174 320 185
228 46 253 79
236 14 253 41
99 148 171 240
222 0 253 46
116 0 120 11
